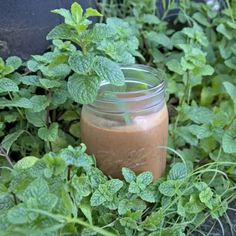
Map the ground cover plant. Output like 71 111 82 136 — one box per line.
0 1 236 235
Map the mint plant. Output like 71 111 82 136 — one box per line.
0 3 138 158
1 1 236 235
0 145 234 235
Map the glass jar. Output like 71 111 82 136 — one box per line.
80 64 168 180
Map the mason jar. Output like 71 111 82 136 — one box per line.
80 64 168 180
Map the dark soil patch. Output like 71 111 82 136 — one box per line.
193 200 236 236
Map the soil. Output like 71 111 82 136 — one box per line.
193 200 236 236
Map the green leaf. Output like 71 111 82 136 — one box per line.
85 8 102 18
159 180 175 197
166 59 184 75
27 60 39 72
47 24 73 41
39 79 61 89
7 205 37 224
192 12 210 26
168 163 188 180
137 172 153 188
142 209 164 231
67 73 100 104
223 82 236 104
71 2 83 23
0 78 19 93
184 106 214 124
79 199 93 224
200 65 214 76
30 95 50 112
108 179 123 193
26 111 46 127
93 56 125 85
199 187 213 208
222 121 236 154
216 24 233 40
68 51 94 74
0 98 33 109
90 190 106 206
143 14 160 24
120 217 137 230
23 178 49 200
18 75 41 86
139 190 156 203
69 123 81 138
122 168 136 183
6 56 22 70
188 124 212 139
128 181 140 194
1 130 24 153
225 57 236 70
185 194 204 214
146 32 172 49
38 122 59 142
52 9 74 26
14 156 39 170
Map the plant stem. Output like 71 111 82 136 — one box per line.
0 147 14 168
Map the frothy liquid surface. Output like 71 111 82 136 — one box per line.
81 105 168 179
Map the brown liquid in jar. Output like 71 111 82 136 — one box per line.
81 105 168 179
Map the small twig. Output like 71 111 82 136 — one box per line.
12 192 18 205
67 166 72 181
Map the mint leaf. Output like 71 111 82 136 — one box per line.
38 123 59 142
7 205 37 224
30 95 50 112
168 163 188 180
93 56 125 85
85 8 102 18
90 190 106 206
222 120 236 153
39 79 61 89
142 209 164 231
67 74 100 104
137 172 153 188
108 179 123 193
122 168 136 183
1 130 24 153
52 9 74 26
68 52 94 74
26 111 46 127
71 2 83 23
199 187 213 208
22 178 49 200
18 75 41 86
47 24 73 41
146 32 173 49
158 180 176 197
6 56 22 70
0 98 33 109
166 59 184 75
223 82 236 104
139 190 156 203
14 156 38 170
0 78 19 93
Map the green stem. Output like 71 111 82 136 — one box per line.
8 92 24 127
29 209 116 236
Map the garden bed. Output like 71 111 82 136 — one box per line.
0 0 236 235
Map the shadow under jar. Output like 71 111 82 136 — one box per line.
81 64 169 180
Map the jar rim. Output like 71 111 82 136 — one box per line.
95 64 165 103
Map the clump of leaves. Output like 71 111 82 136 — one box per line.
100 0 236 234
0 2 138 158
0 145 235 235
